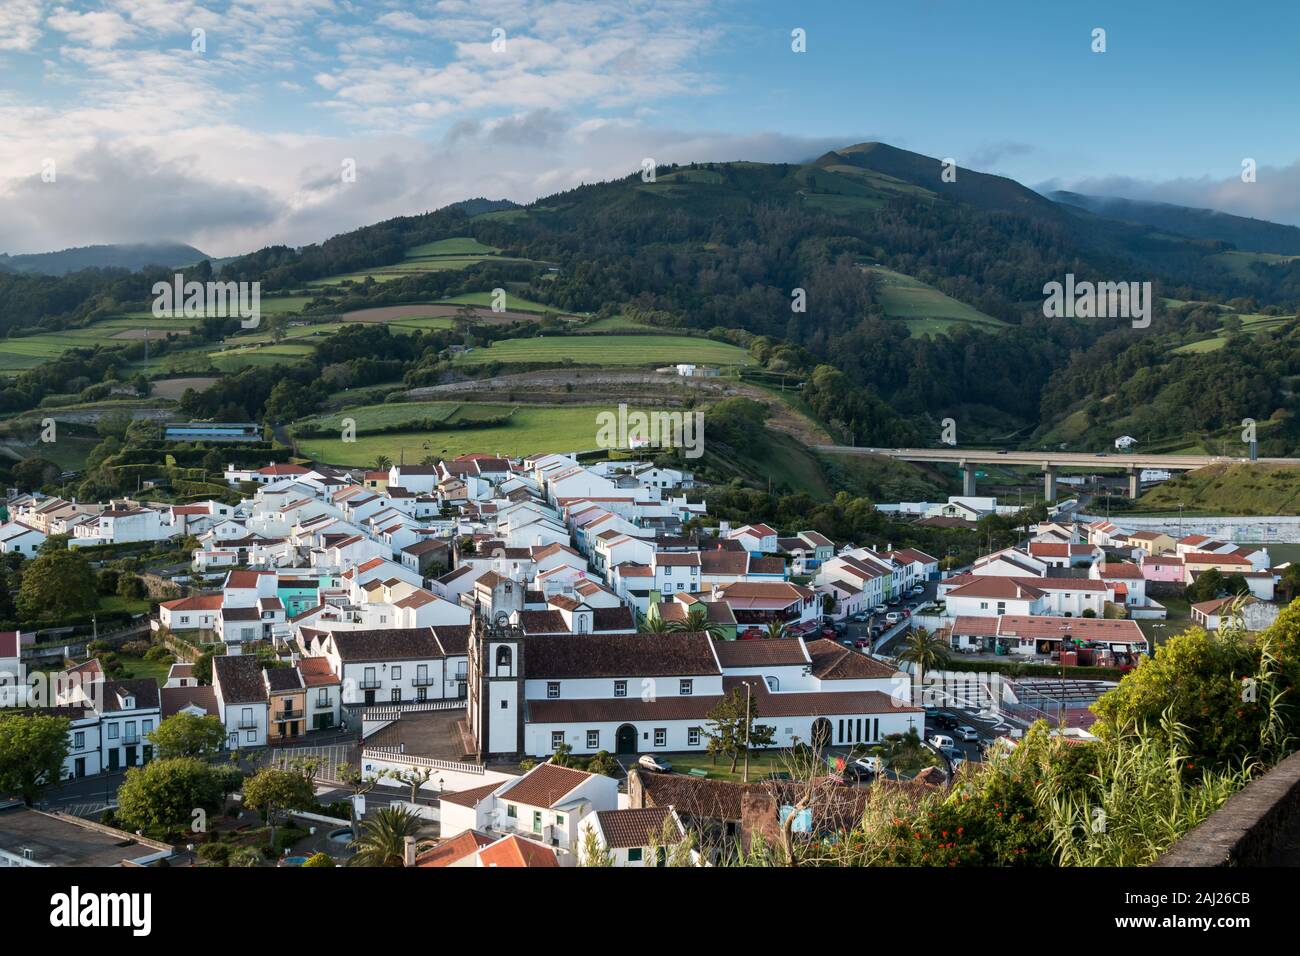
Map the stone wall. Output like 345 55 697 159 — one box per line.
1155 749 1300 866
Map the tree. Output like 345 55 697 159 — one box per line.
242 765 316 846
115 757 225 837
334 763 380 839
586 750 619 777
639 612 671 634
373 455 393 471
763 620 788 640
1091 623 1290 771
148 713 227 759
897 627 950 703
579 823 614 867
702 685 776 773
0 714 70 804
667 606 727 640
11 457 60 492
302 851 335 867
15 549 97 623
347 805 425 867
384 766 433 804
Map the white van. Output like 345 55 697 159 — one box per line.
929 734 955 750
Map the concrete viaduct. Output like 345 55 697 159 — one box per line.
814 446 1290 503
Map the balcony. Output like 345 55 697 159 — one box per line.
237 720 258 731
274 709 304 721
359 679 382 690
410 676 435 687
122 734 141 746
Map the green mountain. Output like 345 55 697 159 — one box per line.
1050 191 1300 256
0 242 211 276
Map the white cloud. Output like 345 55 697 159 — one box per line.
47 6 136 48
0 0 46 51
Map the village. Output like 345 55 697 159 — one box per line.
2 450 1289 868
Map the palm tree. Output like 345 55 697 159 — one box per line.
763 620 788 640
373 454 393 471
347 806 425 867
668 606 727 640
896 627 951 705
639 612 671 634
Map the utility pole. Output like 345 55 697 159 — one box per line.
743 681 752 784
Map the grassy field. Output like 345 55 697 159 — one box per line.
437 291 564 314
574 314 661 333
866 266 1007 335
453 334 753 367
0 316 196 371
405 237 499 257
296 400 506 434
296 403 625 463
1136 595 1192 648
1138 463 1300 515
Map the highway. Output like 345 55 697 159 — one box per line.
813 446 1299 470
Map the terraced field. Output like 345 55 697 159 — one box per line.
453 333 753 367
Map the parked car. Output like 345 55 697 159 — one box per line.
910 584 924 595
955 725 981 742
839 638 854 647
853 756 881 774
854 638 870 649
870 625 885 638
929 734 955 750
851 613 868 623
885 611 902 625
933 711 958 729
901 608 911 618
638 754 673 773
872 604 887 615
939 746 966 769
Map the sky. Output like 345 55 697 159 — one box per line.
1 0 1298 256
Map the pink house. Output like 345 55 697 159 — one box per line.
1140 553 1184 583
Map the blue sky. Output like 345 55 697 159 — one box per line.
1 0 1297 255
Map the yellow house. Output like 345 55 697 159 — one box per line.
1182 551 1254 584
1126 530 1176 557
265 668 306 741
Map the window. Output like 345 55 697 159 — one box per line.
495 645 513 673
500 700 509 709
108 723 119 740
614 680 627 698
391 666 402 680
654 728 667 748
74 732 85 749
506 805 517 819
586 730 599 749
391 688 401 703
628 847 643 862
547 682 560 699
317 690 330 706
142 719 153 734
246 730 256 742
679 679 693 696
688 727 700 747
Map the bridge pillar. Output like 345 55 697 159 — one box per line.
1128 468 1140 499
960 462 976 497
1043 466 1057 503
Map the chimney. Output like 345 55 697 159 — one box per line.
403 835 417 867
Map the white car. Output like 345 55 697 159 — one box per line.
929 734 955 750
637 754 673 773
872 604 888 615
884 611 902 625
910 585 924 595
853 755 881 774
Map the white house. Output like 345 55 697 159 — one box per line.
213 655 269 748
